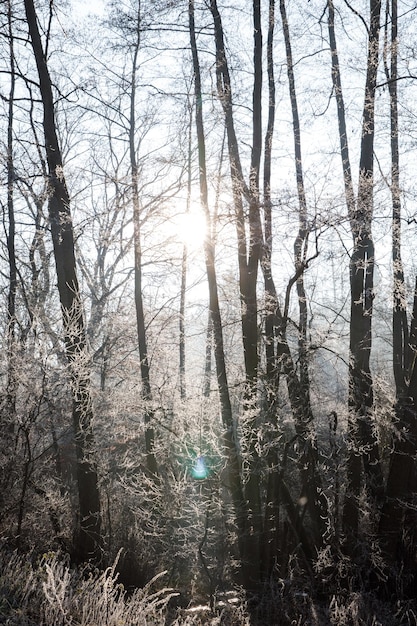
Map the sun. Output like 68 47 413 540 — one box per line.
172 204 207 252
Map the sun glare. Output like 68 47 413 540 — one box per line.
174 206 207 252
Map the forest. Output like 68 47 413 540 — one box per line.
1 0 417 623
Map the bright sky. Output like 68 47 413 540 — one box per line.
71 0 106 18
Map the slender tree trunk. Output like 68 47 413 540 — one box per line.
345 0 384 542
209 0 262 387
203 313 213 398
327 0 356 215
179 247 187 399
209 0 264 581
129 2 158 476
261 0 282 577
241 0 263 578
279 0 310 399
24 0 101 562
385 0 409 399
379 0 417 564
209 0 262 396
4 0 17 434
260 0 321 574
277 0 328 550
189 0 253 588
202 128 225 400
262 0 277 392
328 0 384 545
179 98 194 401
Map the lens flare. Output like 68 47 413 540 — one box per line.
191 454 209 480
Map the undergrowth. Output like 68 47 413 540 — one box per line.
0 548 176 625
1 547 417 625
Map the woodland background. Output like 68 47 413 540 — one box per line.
1 0 417 623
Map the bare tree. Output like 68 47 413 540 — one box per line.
327 0 384 546
188 0 254 588
23 0 101 562
379 0 417 569
127 1 159 476
1 0 17 435
279 0 327 551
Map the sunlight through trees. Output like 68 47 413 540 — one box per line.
1 0 417 622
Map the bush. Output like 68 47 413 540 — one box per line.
0 548 176 625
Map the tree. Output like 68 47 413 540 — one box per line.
4 0 17 430
279 0 327 551
196 0 328 584
379 0 417 574
4 0 417 617
188 0 250 588
127 1 159 476
327 0 384 547
0 0 18 513
23 0 101 562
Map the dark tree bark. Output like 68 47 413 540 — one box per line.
262 0 277 389
279 0 327 547
327 0 384 545
23 0 101 562
189 0 254 588
4 0 17 432
261 0 327 574
209 0 266 581
242 0 264 577
379 0 417 565
344 0 385 543
261 0 282 577
279 0 310 398
179 98 193 401
206 0 260 578
202 128 225 400
209 0 327 575
129 1 158 476
209 0 261 392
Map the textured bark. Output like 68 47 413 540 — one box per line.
179 102 193 401
189 0 251 587
129 2 158 476
345 0 384 541
278 0 328 549
24 0 101 562
4 0 17 432
280 0 310 396
261 0 282 578
379 0 417 564
262 0 276 386
328 0 384 544
209 0 263 582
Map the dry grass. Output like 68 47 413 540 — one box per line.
1 547 416 626
0 548 176 625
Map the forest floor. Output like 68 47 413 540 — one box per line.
2 546 417 625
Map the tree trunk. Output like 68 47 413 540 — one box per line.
24 0 101 562
129 3 158 476
3 0 17 446
261 0 282 578
328 0 384 545
345 0 384 543
277 0 328 550
209 0 265 581
179 97 194 401
379 0 417 565
279 0 310 398
189 0 253 588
